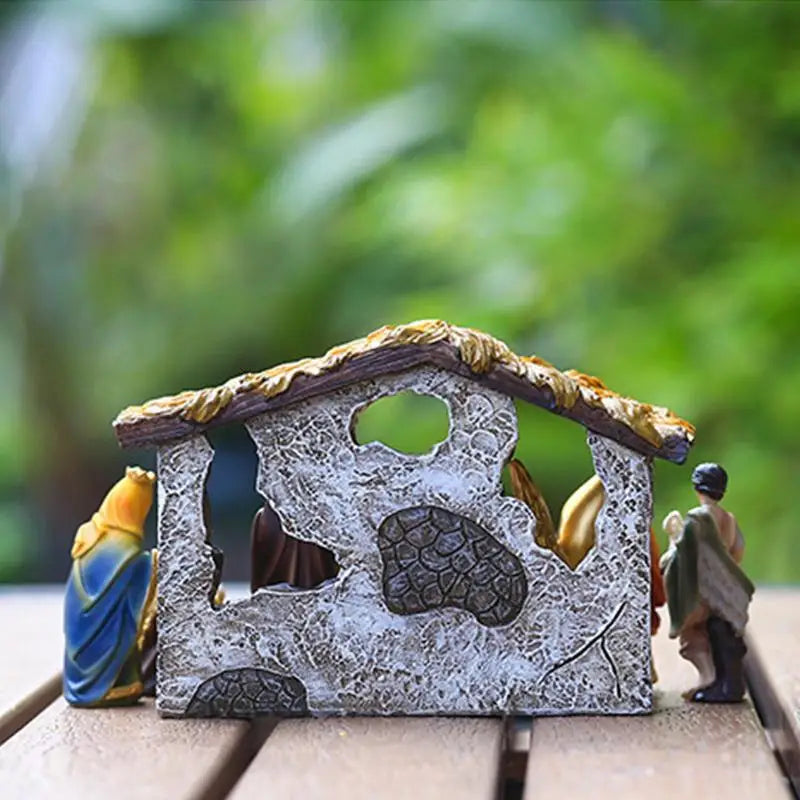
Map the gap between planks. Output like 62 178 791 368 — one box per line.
0 697 258 800
744 588 800 798
4 587 799 800
520 620 792 800
0 588 262 800
0 588 63 745
227 715 506 800
0 672 62 745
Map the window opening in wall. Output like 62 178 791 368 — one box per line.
204 426 339 596
204 425 262 604
250 501 339 592
502 402 601 570
352 391 450 455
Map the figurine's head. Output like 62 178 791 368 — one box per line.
125 466 157 487
691 462 727 502
71 467 156 559
95 467 156 537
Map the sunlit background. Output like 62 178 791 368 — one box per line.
1 1 798 585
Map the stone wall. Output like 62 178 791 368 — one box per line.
156 365 652 717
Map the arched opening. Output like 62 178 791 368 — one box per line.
351 390 450 455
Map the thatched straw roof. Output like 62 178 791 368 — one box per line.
114 320 694 462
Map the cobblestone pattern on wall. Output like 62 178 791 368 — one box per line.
378 505 527 626
185 668 308 718
156 366 653 717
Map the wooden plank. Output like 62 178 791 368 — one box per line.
745 587 800 795
0 585 261 799
0 587 63 743
523 623 790 799
229 716 504 800
0 697 255 800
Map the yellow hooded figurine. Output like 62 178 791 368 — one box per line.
63 467 157 706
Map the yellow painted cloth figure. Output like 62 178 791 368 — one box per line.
63 467 157 707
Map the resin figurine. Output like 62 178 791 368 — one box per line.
112 320 695 718
64 467 157 707
661 463 754 702
251 501 339 591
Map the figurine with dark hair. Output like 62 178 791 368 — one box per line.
661 463 754 702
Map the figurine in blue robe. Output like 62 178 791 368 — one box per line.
64 467 157 707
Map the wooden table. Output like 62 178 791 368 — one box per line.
1 586 797 800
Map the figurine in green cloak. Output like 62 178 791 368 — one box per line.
661 463 754 703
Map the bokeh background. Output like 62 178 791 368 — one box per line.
1 0 798 585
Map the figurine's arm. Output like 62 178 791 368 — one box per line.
659 510 682 572
137 548 158 652
730 517 745 564
662 510 683 543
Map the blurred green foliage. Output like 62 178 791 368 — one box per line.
1 1 799 583
355 392 451 456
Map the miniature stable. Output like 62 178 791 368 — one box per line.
112 320 694 718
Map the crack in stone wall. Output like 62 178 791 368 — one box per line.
156 366 653 717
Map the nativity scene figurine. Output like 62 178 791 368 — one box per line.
661 463 754 703
63 467 157 707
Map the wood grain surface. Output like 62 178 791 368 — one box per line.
745 587 800 795
0 588 63 742
228 716 504 800
0 697 251 800
2 587 797 799
522 622 790 799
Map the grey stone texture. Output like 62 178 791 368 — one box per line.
156 366 653 717
185 668 308 718
378 505 527 626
